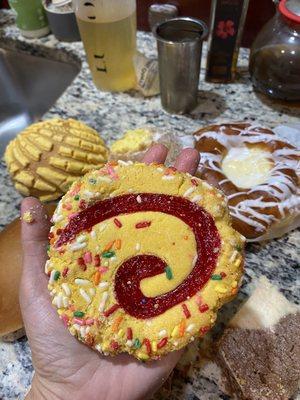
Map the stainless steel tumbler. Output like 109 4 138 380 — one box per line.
154 17 208 114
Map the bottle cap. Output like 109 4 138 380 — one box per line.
279 0 300 23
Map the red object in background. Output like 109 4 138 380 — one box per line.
137 0 276 48
1 0 9 8
279 0 300 23
216 20 236 39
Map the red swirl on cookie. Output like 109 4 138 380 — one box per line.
56 193 220 319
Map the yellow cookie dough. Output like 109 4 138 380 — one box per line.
22 211 34 224
110 128 153 156
47 162 244 361
109 128 155 163
5 118 108 202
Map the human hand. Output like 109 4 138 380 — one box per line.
21 145 200 400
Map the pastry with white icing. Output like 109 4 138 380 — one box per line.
194 123 300 241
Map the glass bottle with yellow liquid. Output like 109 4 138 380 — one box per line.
73 0 137 92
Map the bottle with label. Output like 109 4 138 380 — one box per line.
206 0 249 83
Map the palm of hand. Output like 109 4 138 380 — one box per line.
21 146 200 400
22 274 180 400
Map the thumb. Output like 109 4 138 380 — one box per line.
20 197 51 310
20 198 80 353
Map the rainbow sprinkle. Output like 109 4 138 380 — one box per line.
94 271 101 285
83 251 92 264
113 218 122 228
103 241 114 251
134 338 142 349
54 271 60 281
115 239 122 250
182 303 191 319
199 304 209 313
179 320 186 337
74 311 85 318
102 251 115 258
200 326 210 335
165 266 173 280
135 221 151 229
103 303 120 317
112 316 123 332
110 340 119 351
127 327 133 340
157 337 168 349
143 338 151 355
94 255 101 267
62 268 69 277
211 274 222 281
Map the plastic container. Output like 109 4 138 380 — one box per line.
8 0 50 38
43 0 80 42
73 0 137 92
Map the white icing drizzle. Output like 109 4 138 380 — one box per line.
219 178 230 186
200 152 224 175
197 125 300 234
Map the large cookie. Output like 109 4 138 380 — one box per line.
47 162 244 360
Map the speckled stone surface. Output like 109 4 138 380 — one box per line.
0 10 299 400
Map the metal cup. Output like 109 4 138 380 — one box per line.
154 17 208 114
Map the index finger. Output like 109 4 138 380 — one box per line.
174 148 200 175
142 144 169 165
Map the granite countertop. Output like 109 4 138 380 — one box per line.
0 10 299 400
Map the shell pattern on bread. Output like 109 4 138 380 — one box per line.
194 124 300 240
4 119 109 202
